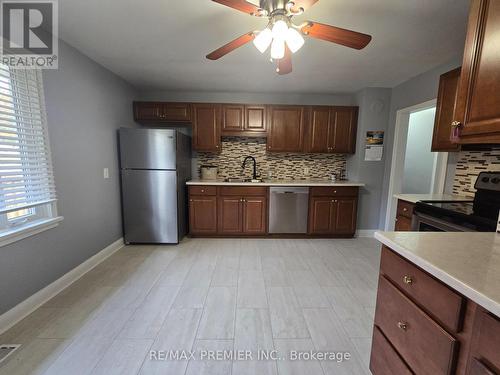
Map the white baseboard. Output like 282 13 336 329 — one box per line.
0 237 124 336
355 230 378 238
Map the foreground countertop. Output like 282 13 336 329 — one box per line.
375 231 500 318
186 179 365 187
393 193 470 204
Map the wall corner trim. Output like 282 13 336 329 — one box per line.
0 237 124 336
355 229 377 238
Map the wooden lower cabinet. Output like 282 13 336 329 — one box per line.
218 194 267 235
308 187 358 236
395 199 415 231
371 246 500 375
218 196 243 234
189 195 217 234
242 196 267 234
189 185 358 237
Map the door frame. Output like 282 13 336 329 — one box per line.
384 99 449 230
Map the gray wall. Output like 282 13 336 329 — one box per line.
378 56 463 229
0 40 137 314
347 88 392 230
402 108 437 194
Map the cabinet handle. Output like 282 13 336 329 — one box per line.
403 275 413 284
397 322 408 331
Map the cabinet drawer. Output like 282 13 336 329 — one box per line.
310 186 358 197
375 276 458 375
381 247 464 332
370 326 412 375
189 186 217 196
471 312 500 373
397 200 414 219
218 186 267 196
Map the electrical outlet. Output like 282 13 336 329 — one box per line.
103 168 109 179
303 167 310 176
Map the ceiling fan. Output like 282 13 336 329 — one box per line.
206 0 372 75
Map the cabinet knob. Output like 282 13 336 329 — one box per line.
403 275 413 284
333 190 337 194
397 322 408 331
201 189 205 193
403 208 408 212
189 199 193 202
451 120 462 128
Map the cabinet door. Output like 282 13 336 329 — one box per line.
189 196 217 234
308 197 333 234
242 196 267 234
333 198 357 235
329 107 358 154
432 68 461 151
395 216 412 231
308 107 331 153
245 105 267 133
456 0 500 143
161 103 191 122
133 102 161 121
218 196 243 234
267 106 305 152
222 104 245 133
192 104 221 152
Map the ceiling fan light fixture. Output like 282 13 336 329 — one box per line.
285 27 305 53
271 19 289 40
253 28 273 53
270 38 285 59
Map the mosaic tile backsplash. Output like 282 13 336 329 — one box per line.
453 148 500 197
196 137 346 180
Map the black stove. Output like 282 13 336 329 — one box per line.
413 171 500 232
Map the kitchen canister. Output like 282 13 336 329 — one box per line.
201 165 218 180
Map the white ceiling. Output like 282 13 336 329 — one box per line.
58 0 470 94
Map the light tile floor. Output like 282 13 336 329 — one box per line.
0 238 381 375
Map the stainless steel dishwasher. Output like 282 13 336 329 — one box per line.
269 187 309 234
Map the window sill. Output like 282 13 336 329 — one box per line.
0 217 64 248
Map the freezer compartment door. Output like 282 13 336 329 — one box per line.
119 128 177 170
121 169 178 243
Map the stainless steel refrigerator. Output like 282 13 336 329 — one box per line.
119 128 191 244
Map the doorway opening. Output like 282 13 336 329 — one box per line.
384 99 449 230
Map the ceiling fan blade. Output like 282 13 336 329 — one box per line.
289 0 319 13
211 0 261 15
277 46 292 75
206 32 256 60
301 21 372 50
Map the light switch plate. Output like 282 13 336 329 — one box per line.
103 168 109 179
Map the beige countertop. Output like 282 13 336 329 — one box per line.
186 179 365 187
393 193 470 204
375 231 500 318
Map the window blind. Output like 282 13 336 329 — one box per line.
0 65 56 215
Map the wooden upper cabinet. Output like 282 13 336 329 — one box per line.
308 107 331 153
222 105 245 133
221 104 267 136
192 104 221 152
307 106 358 154
267 106 305 152
432 68 462 151
133 102 191 122
455 0 500 144
245 105 267 134
330 107 358 154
